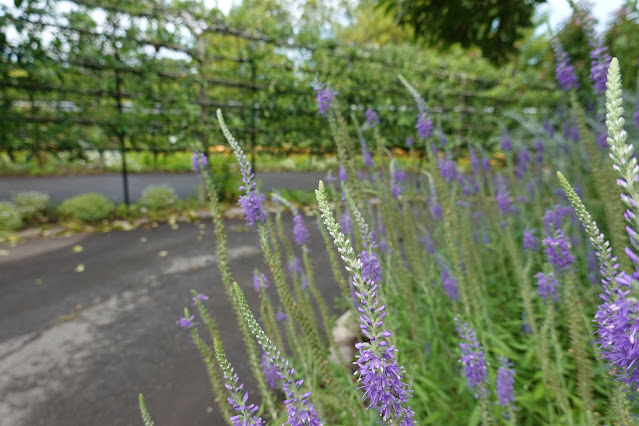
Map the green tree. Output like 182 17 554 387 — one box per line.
377 0 546 64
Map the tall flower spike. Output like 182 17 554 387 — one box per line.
234 283 322 425
213 338 263 426
496 356 515 408
345 189 382 285
606 58 639 265
552 37 579 92
572 1 611 94
398 74 433 140
316 181 414 425
542 228 576 271
292 212 310 247
217 109 266 226
191 150 208 173
313 81 335 116
534 271 559 302
366 108 380 127
455 318 488 399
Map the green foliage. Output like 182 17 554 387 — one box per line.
12 190 50 222
57 193 115 222
138 185 177 211
606 0 639 90
0 201 22 234
377 0 545 64
1 0 557 164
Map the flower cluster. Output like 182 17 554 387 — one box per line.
217 110 266 226
391 166 407 199
534 271 559 302
177 314 195 330
261 351 278 390
316 181 414 424
501 131 513 152
235 284 322 425
495 175 518 216
439 262 459 301
214 339 263 426
292 212 310 247
416 111 433 140
253 270 268 292
456 318 488 398
313 81 335 116
572 1 611 94
543 229 576 270
523 228 538 252
366 108 380 127
191 150 208 173
496 356 515 408
552 38 579 92
361 141 375 168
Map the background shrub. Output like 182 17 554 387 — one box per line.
0 201 22 235
57 193 114 222
138 185 177 211
12 191 50 222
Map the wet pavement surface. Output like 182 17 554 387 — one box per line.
0 216 339 426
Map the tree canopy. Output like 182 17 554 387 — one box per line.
377 0 546 64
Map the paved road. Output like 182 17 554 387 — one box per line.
0 216 340 426
0 171 329 203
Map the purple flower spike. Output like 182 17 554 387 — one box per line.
440 264 459 301
261 352 278 390
361 142 375 168
366 109 380 127
313 81 335 116
340 210 353 236
391 167 407 199
523 228 538 252
574 1 612 95
225 125 266 226
543 204 573 233
496 356 515 408
253 270 268 292
293 213 310 247
177 314 195 330
416 113 433 139
552 38 579 92
191 150 208 173
469 148 481 175
634 107 639 128
360 250 381 284
192 292 209 304
456 318 488 398
501 131 513 152
276 311 287 322
339 165 347 182
534 271 559 302
543 229 576 270
496 175 518 216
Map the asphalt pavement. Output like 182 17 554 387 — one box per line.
0 171 328 203
0 216 340 426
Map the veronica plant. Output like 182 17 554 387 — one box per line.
214 338 264 426
234 283 322 426
316 180 415 425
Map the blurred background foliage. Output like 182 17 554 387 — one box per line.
0 0 637 170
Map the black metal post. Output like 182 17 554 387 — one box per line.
114 64 130 206
250 56 257 173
